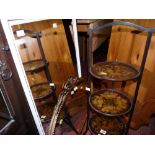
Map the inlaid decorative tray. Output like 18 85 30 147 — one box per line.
89 61 140 81
31 82 53 100
23 59 48 72
88 115 125 135
89 89 132 116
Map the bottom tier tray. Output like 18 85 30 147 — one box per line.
88 115 125 135
30 82 54 101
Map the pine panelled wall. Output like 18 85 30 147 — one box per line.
108 19 155 129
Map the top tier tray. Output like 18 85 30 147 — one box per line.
89 61 140 81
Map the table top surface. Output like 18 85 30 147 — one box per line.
77 19 98 24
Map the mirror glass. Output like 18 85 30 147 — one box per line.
11 19 77 134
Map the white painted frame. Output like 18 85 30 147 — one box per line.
71 19 82 77
1 19 82 135
8 19 47 26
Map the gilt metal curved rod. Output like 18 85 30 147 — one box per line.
48 76 86 135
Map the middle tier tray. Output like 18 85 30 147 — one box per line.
89 61 140 81
89 89 132 116
23 59 48 72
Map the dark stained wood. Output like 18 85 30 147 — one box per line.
0 21 38 134
62 19 77 66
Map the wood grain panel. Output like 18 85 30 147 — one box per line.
108 19 155 129
77 19 112 53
